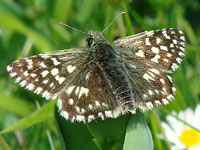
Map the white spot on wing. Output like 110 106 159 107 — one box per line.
167 53 172 57
19 80 27 87
76 106 80 113
78 87 89 98
148 90 153 95
163 58 169 62
42 90 51 99
76 115 85 122
15 77 22 83
172 87 176 93
55 75 66 84
160 78 165 84
146 102 153 109
179 52 185 56
67 86 75 95
149 68 160 75
135 50 145 57
98 112 104 120
69 98 73 105
67 65 76 73
88 104 93 110
171 63 178 71
170 43 174 48
145 37 151 45
143 73 154 82
60 111 69 120
151 47 159 54
162 99 168 105
41 70 49 77
30 73 37 78
57 98 62 110
49 82 54 88
88 115 95 122
95 101 100 107
26 83 35 91
180 47 185 51
156 38 161 44
39 62 47 68
167 94 174 100
27 64 33 69
180 36 185 41
42 79 49 84
176 58 182 64
35 87 43 94
155 100 162 105
160 45 168 51
172 39 177 44
51 58 60 66
75 86 80 95
143 94 148 98
151 55 161 63
81 108 85 113
7 65 12 72
51 68 59 76
10 72 17 77
105 111 113 118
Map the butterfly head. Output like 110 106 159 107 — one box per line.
86 30 107 47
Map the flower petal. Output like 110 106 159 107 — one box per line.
166 115 183 136
194 104 200 130
161 122 182 145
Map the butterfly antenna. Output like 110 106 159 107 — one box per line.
102 10 126 34
52 20 89 35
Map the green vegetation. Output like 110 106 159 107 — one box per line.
0 0 199 149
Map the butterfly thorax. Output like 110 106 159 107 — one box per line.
87 30 135 112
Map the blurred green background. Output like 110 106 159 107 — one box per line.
0 0 199 149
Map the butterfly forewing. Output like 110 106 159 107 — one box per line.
113 28 185 73
7 48 89 100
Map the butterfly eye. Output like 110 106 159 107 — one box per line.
87 37 94 47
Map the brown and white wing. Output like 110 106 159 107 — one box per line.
113 28 185 73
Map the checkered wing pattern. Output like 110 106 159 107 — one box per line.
58 66 123 123
113 28 185 110
120 59 175 111
113 28 185 73
7 48 89 100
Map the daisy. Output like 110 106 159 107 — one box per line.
161 104 200 150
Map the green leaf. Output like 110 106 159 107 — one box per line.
0 93 35 117
1 100 56 134
123 112 153 150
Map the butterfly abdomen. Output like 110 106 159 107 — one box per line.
95 43 135 112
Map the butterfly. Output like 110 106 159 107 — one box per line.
7 11 185 123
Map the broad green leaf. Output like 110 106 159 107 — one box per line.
86 115 129 144
123 112 153 150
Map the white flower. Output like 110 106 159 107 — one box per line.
161 104 200 150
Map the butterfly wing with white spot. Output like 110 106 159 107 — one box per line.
113 28 185 73
121 59 175 111
58 65 125 123
7 48 90 100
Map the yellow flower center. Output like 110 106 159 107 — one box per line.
179 128 200 146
